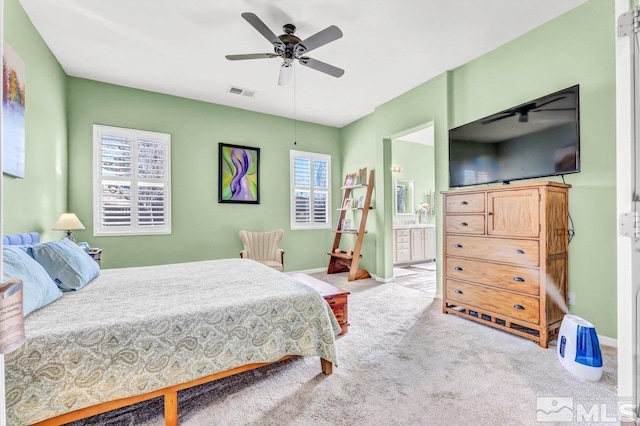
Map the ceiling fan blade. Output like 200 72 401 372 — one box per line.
241 12 283 48
226 53 278 61
295 25 343 55
299 57 344 78
278 63 293 86
481 113 516 125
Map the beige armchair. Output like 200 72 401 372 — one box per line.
239 229 285 272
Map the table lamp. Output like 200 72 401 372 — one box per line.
52 213 85 242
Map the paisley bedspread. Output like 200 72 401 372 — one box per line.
5 259 339 425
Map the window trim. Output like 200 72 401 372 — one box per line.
290 150 332 230
93 124 172 236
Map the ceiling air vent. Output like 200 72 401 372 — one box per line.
228 86 256 98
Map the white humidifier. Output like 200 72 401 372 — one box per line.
557 314 603 381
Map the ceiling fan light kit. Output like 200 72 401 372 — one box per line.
226 12 344 85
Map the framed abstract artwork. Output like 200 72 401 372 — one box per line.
218 143 260 204
2 42 26 179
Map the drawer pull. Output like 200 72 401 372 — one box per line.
513 276 525 282
329 300 336 305
487 212 493 216
460 201 468 205
455 289 463 294
513 304 525 310
459 222 468 227
454 243 463 248
454 266 463 271
514 249 525 254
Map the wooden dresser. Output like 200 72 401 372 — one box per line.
442 181 570 348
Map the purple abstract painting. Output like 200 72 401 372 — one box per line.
218 143 260 204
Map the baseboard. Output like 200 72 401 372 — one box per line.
286 267 326 275
371 274 394 283
597 334 617 348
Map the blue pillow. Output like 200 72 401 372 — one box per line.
2 246 63 316
31 238 100 291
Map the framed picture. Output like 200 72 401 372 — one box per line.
342 218 352 230
3 42 26 179
343 173 357 187
356 195 365 208
342 198 353 210
218 143 260 204
358 167 367 185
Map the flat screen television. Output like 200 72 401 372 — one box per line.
448 85 580 187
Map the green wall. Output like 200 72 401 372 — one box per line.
340 0 617 337
66 78 342 271
2 0 68 239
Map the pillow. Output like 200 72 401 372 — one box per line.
2 246 63 316
31 238 100 291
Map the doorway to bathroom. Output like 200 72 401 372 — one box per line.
390 123 436 293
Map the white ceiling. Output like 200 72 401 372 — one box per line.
19 0 587 128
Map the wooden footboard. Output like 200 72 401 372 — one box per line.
32 356 333 426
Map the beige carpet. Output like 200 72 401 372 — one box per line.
71 272 617 426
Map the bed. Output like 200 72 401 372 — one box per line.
2 234 339 425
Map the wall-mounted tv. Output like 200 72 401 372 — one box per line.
448 85 580 188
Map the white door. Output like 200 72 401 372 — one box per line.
616 0 638 418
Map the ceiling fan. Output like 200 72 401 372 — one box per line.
482 96 573 124
225 12 344 86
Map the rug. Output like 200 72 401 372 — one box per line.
71 272 617 426
410 262 436 271
393 267 418 278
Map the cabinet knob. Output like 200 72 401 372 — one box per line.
459 222 468 227
454 243 463 248
487 212 493 216
455 289 463 294
513 249 525 254
513 276 525 282
460 201 468 205
513 304 525 310
454 266 463 271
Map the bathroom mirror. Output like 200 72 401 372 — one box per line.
394 179 414 215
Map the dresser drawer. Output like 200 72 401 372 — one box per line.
446 280 540 324
446 235 539 266
446 215 485 234
395 229 410 237
446 257 539 295
446 193 485 213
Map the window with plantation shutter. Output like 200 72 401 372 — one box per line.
290 150 331 230
93 125 171 236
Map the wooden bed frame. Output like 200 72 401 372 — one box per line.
33 356 333 426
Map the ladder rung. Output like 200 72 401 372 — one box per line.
327 251 362 260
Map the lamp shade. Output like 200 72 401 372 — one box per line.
52 213 86 231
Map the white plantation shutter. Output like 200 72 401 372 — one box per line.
93 125 171 236
290 150 331 230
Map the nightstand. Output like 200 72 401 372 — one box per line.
88 248 102 268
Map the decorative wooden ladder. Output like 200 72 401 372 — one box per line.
327 169 374 281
